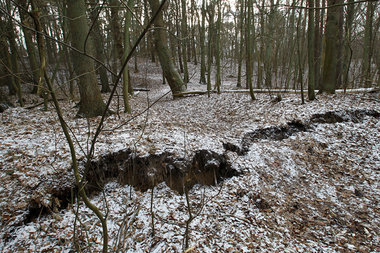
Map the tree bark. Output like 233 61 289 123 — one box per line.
342 0 355 89
284 0 296 91
321 0 341 94
296 0 306 103
18 0 40 93
3 11 23 106
0 22 16 95
123 0 134 113
174 0 183 73
148 0 185 95
0 87 13 112
206 3 215 97
88 0 111 93
190 0 197 65
67 0 107 117
335 0 344 88
246 0 255 100
59 2 75 98
307 0 316 100
362 1 375 87
181 0 189 84
199 0 206 84
237 0 244 88
215 1 221 94
110 0 124 66
264 1 275 90
257 0 265 89
314 0 321 91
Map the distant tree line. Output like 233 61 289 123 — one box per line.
0 0 379 116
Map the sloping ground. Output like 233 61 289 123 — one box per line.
0 80 379 252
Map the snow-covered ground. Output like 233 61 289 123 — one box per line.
0 65 379 252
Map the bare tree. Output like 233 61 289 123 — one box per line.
148 0 185 95
321 0 343 94
308 0 316 100
362 0 375 87
67 0 107 117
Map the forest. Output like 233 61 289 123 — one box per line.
0 0 379 252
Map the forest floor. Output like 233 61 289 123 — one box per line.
0 63 379 252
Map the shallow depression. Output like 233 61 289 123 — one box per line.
22 149 240 226
85 149 240 195
224 109 380 155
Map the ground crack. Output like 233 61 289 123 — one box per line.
85 149 240 195
22 149 240 224
224 109 379 155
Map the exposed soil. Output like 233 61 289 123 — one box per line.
225 109 380 155
309 109 379 124
86 148 239 195
23 149 239 226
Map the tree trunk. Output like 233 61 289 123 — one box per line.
0 37 15 96
133 13 139 74
190 0 197 65
362 1 375 87
321 0 341 94
0 20 16 96
4 12 24 106
342 0 354 89
44 22 57 66
199 0 206 84
215 1 221 94
237 0 244 88
314 0 321 91
206 4 215 97
67 0 107 117
335 0 344 88
373 14 380 87
318 0 326 90
143 0 155 62
307 0 316 100
296 0 306 103
59 2 75 98
181 0 189 84
148 0 185 95
88 0 111 93
174 0 184 73
110 0 124 67
30 0 49 110
284 0 296 91
257 0 264 90
18 0 40 93
246 0 255 100
123 0 134 113
0 87 13 112
264 1 276 90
